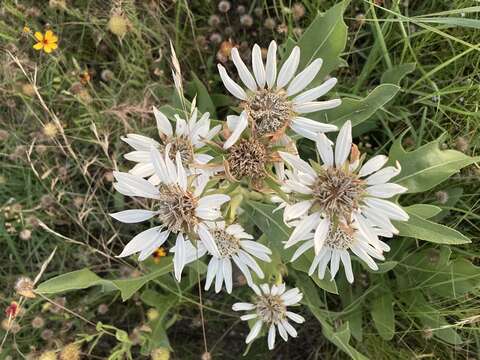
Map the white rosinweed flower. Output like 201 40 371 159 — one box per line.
218 40 340 145
111 145 230 281
203 221 272 294
232 283 304 350
122 106 221 185
279 120 409 283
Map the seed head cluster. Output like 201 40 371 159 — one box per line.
227 138 267 180
255 294 287 324
211 228 240 258
159 137 194 164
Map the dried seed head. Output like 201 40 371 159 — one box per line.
218 0 231 13
355 13 366 26
208 14 221 27
264 17 276 30
312 167 366 222
243 89 293 137
38 351 57 360
49 0 67 9
455 136 469 153
101 69 115 82
41 329 54 341
60 343 81 360
236 5 246 15
19 229 32 241
240 14 253 28
156 185 198 233
292 3 306 21
21 83 36 97
97 303 109 315
15 276 35 298
209 32 222 45
32 316 45 328
435 190 449 204
254 7 263 17
325 224 355 250
227 138 268 181
0 130 9 141
255 294 286 324
201 352 212 360
107 14 129 38
43 122 58 138
159 137 194 164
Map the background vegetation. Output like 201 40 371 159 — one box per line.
0 0 479 359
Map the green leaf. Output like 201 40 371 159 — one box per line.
395 209 471 245
404 204 442 219
112 258 173 301
381 63 416 85
36 268 113 294
36 258 173 301
402 247 480 298
191 72 216 117
286 1 348 82
311 84 399 127
371 289 395 340
389 135 479 193
291 254 338 294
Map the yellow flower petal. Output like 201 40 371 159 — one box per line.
43 45 53 53
45 30 53 39
34 32 43 41
49 43 58 51
50 35 58 43
33 42 44 50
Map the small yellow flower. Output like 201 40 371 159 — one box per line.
152 247 167 263
33 30 58 53
23 26 31 34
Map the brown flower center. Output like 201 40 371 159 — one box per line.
312 167 366 221
243 89 293 137
325 225 355 250
227 138 267 180
159 136 194 164
156 184 198 233
211 228 240 258
255 294 287 324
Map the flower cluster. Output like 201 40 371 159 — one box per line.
111 40 409 349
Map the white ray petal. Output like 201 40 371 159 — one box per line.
223 258 233 293
291 240 314 262
284 212 320 248
366 161 402 185
197 223 220 257
366 183 408 198
283 200 313 223
277 46 300 89
364 198 409 221
231 47 257 92
205 257 219 291
334 120 352 167
340 250 354 283
217 64 247 100
293 78 338 104
175 152 187 190
118 226 166 258
110 209 156 223
173 233 186 281
358 155 388 177
232 302 255 311
124 150 151 163
330 250 341 280
268 324 276 350
224 111 248 149
153 106 173 137
278 152 316 177
252 44 266 88
245 320 263 344
316 133 334 167
265 41 277 88
214 263 224 293
314 217 330 255
293 99 341 113
287 58 323 96
292 116 338 133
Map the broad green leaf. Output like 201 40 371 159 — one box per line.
415 17 480 29
371 289 395 340
36 258 173 301
395 209 471 245
112 258 173 301
285 1 348 82
311 84 399 127
36 268 113 294
191 72 216 117
389 135 479 193
381 63 416 85
404 204 442 219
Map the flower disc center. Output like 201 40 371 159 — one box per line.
256 294 287 324
159 136 194 164
227 138 267 180
244 89 293 137
312 167 365 221
156 184 198 233
211 229 240 258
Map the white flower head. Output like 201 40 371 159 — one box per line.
203 221 272 294
232 283 304 350
218 40 340 142
111 145 230 282
122 106 221 185
279 120 409 283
